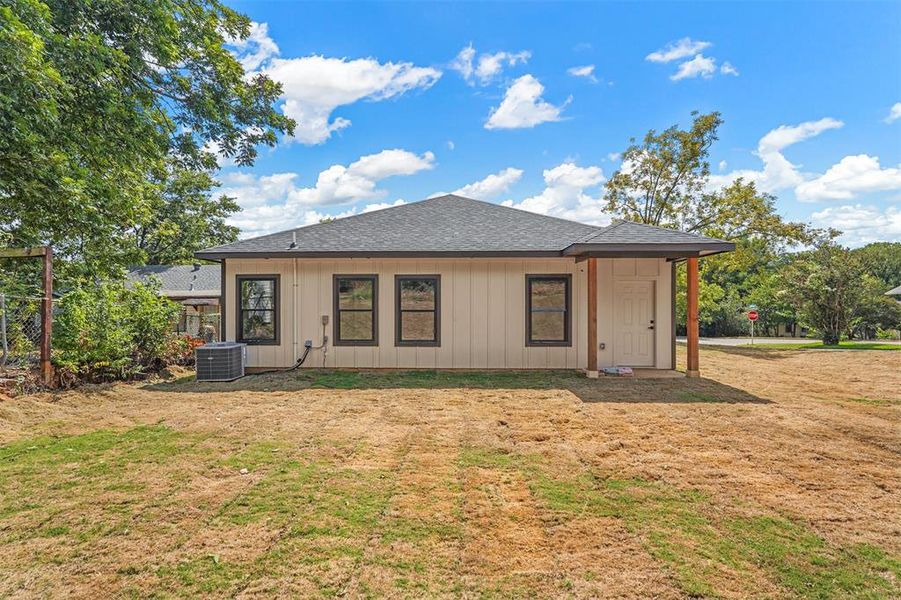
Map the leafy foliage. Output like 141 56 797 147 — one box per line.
850 242 901 289
781 244 870 345
132 163 240 265
53 280 186 381
603 112 900 340
604 111 723 228
0 0 293 279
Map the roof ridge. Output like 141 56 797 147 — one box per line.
201 197 422 252
582 219 730 244
576 219 628 243
202 194 606 253
443 194 607 232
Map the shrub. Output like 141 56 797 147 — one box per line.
53 281 181 382
124 281 181 369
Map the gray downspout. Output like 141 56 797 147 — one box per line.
220 259 227 341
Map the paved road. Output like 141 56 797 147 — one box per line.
676 337 901 346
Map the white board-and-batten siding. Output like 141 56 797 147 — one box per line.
223 257 672 370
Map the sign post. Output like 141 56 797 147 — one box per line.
747 309 759 345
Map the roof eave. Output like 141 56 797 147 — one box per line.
562 241 736 258
194 249 568 260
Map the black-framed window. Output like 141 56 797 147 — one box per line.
526 274 571 346
333 275 378 345
236 275 279 345
395 275 440 346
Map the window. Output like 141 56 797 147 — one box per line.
334 275 378 345
395 275 440 346
236 276 279 344
526 274 571 346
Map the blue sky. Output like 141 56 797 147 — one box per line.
220 1 901 246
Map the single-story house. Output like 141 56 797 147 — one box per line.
886 284 901 303
195 195 733 376
126 264 221 339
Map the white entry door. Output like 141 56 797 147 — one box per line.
613 281 655 367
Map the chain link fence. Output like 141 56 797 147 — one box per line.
0 293 46 369
176 306 220 342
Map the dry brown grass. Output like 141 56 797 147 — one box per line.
0 346 898 598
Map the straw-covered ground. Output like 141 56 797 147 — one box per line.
0 346 898 598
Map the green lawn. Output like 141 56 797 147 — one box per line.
1 427 897 597
679 340 901 351
2 347 898 597
741 342 900 351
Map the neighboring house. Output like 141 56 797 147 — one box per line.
886 284 901 303
195 195 733 376
126 264 221 339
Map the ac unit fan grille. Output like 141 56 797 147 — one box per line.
195 342 246 382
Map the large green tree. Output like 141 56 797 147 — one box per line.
605 112 818 335
132 164 239 265
604 111 722 229
604 113 814 244
781 244 869 345
851 242 901 289
0 0 293 279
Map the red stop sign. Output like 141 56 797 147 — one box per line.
748 310 759 321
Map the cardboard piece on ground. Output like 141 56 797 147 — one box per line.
603 366 634 377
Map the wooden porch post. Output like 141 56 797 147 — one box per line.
587 257 598 377
686 256 700 378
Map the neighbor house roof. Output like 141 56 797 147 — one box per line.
195 194 734 260
886 284 901 296
126 264 220 299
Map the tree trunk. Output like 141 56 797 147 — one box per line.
823 330 840 345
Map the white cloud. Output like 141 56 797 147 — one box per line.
449 45 476 81
501 162 611 225
810 204 901 247
708 118 901 203
446 140 455 150
646 38 712 63
708 117 844 192
795 155 901 201
671 54 717 81
264 55 441 144
453 167 524 199
228 22 280 71
720 62 739 76
450 45 530 85
567 64 598 83
757 119 843 155
220 149 433 237
607 152 621 162
646 37 737 82
885 102 901 124
485 75 569 130
476 51 530 84
718 160 728 171
360 199 408 214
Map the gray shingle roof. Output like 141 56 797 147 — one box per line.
576 220 732 245
886 284 901 296
196 194 733 259
126 264 220 297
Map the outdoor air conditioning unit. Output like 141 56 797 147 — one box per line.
195 342 246 382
